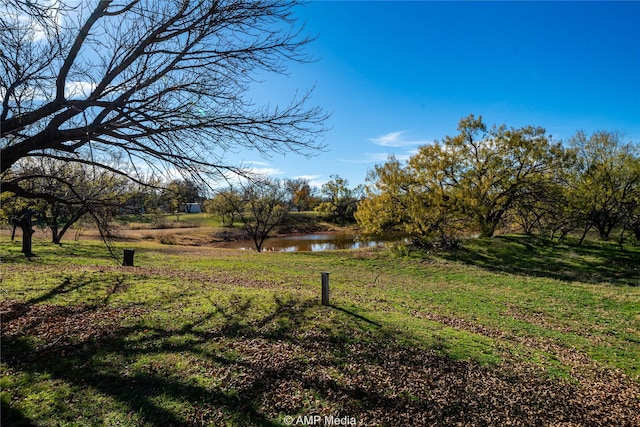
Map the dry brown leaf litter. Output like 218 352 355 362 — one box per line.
2 300 639 426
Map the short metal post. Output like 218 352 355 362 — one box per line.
321 272 330 306
123 249 135 266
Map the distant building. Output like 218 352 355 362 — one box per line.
184 203 202 213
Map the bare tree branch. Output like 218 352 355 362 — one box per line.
1 0 327 192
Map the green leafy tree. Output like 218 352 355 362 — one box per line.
357 115 567 245
508 151 577 240
566 131 640 243
356 158 411 234
162 179 202 213
431 115 565 237
123 180 164 217
356 155 462 247
203 189 242 226
315 175 363 223
510 178 576 239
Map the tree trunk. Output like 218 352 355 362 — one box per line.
579 224 592 245
12 210 36 257
479 221 497 238
50 222 61 244
52 231 62 244
596 222 613 241
22 219 35 257
53 211 86 244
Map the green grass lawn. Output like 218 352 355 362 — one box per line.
116 212 224 229
1 236 639 426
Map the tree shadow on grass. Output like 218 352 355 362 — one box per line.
2 295 639 426
441 235 640 286
329 305 382 327
25 273 96 305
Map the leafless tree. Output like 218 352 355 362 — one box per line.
1 0 327 200
224 178 290 251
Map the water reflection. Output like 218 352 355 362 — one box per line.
236 233 401 252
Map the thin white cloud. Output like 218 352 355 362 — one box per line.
370 130 431 147
371 131 407 147
248 167 284 177
240 160 284 177
244 160 271 167
65 81 96 99
1 80 96 103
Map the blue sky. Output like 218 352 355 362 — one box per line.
240 1 640 188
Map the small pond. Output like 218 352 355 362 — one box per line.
234 232 404 252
